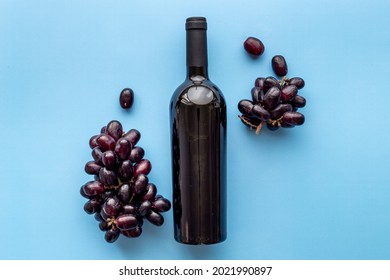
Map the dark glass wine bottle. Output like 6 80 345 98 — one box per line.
170 17 227 244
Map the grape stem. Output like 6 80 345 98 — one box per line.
279 76 288 88
238 115 263 135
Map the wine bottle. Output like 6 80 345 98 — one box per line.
170 17 227 244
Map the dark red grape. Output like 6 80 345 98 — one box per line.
121 226 142 238
118 160 133 181
266 122 280 131
138 200 152 216
142 183 157 201
115 214 137 230
97 134 116 151
89 135 99 149
251 87 264 104
99 220 110 231
122 204 137 214
84 199 101 214
82 180 105 197
263 76 280 91
152 197 171 212
91 147 103 164
254 77 265 89
282 111 305 125
129 146 145 163
146 210 164 226
281 85 298 102
115 138 131 160
133 159 152 177
263 87 281 110
269 103 293 120
106 120 123 141
99 167 118 186
119 88 134 109
132 174 149 195
84 161 101 175
118 183 132 204
105 228 120 243
290 95 306 108
280 118 295 128
272 55 288 76
288 77 305 89
252 104 270 121
243 37 265 56
102 197 121 217
123 129 141 146
238 99 254 116
102 150 117 169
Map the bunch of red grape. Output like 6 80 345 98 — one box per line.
238 53 306 133
80 120 171 243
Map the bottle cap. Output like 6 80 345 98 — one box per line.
186 17 207 30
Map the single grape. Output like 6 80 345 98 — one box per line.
84 161 101 175
237 99 254 116
146 210 164 226
254 77 266 89
119 88 134 109
281 85 298 102
117 183 132 204
102 197 121 217
91 147 104 164
142 183 157 201
104 228 120 243
97 134 116 151
122 204 137 215
132 174 149 195
266 122 280 131
115 214 138 230
82 180 105 197
290 95 306 108
269 103 293 120
129 146 145 163
287 77 305 89
280 118 295 128
263 87 281 110
121 226 142 238
133 159 152 178
100 126 107 133
84 198 101 214
94 213 104 222
99 167 118 186
272 55 288 76
123 129 141 146
118 160 134 181
102 150 117 169
152 197 171 213
251 87 264 104
115 138 132 160
282 111 305 126
243 37 265 56
89 135 99 149
138 200 152 216
252 104 270 121
106 120 123 141
98 220 110 231
263 76 280 92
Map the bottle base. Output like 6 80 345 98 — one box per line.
174 235 227 245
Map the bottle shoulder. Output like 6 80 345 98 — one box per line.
170 78 225 107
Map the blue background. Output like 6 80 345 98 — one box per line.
1 0 389 260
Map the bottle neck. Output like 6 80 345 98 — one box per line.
186 28 208 79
